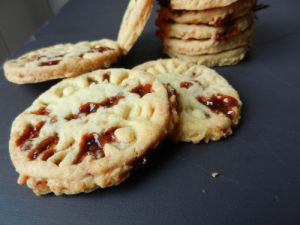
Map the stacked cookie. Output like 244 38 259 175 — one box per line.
156 0 256 67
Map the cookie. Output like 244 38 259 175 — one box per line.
157 14 253 40
134 59 242 143
4 39 121 84
117 0 154 54
9 69 175 195
157 0 255 26
159 0 239 10
164 46 249 67
161 26 253 55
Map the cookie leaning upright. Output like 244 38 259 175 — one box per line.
9 69 175 195
134 59 242 143
117 0 154 54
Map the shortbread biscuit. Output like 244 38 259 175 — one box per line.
4 39 121 84
159 0 241 11
164 46 249 67
117 0 154 54
134 59 242 143
157 0 255 26
157 14 253 40
161 26 253 55
9 69 175 195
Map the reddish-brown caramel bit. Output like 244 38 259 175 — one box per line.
215 15 234 27
79 102 99 115
131 84 153 97
80 95 124 114
16 121 45 147
98 95 125 108
30 107 49 116
180 81 193 89
65 114 79 121
87 77 99 85
88 46 114 54
103 72 111 82
39 60 61 66
41 149 55 161
65 95 124 121
28 134 59 160
73 128 117 164
215 27 240 41
197 94 239 120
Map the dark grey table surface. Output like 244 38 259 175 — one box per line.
1 0 300 225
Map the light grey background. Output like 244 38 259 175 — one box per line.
0 0 69 62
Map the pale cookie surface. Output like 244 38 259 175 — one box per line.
157 14 253 40
4 39 121 84
159 0 239 10
117 0 154 54
157 0 255 26
162 26 253 55
164 46 249 67
9 69 174 195
134 59 242 143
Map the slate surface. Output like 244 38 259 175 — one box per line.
1 0 300 225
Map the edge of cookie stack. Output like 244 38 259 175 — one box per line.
156 0 257 67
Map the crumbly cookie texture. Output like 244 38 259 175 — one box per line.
158 0 239 10
3 39 121 84
134 59 242 143
164 46 249 67
9 69 176 195
161 26 253 56
157 14 253 41
157 0 255 26
117 0 154 54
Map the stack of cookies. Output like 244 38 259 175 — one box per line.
156 0 257 67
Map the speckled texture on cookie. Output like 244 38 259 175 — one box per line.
117 0 154 54
4 39 121 84
134 59 242 143
159 0 240 10
9 69 175 195
157 0 255 26
161 26 254 55
164 46 249 67
157 14 253 40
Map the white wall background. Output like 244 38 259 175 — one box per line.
0 0 69 63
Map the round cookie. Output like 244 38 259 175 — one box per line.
161 26 253 55
3 39 121 84
117 0 154 54
159 0 241 11
164 46 249 67
9 69 175 195
134 59 242 143
157 14 253 40
157 0 255 26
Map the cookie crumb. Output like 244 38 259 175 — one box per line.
211 172 220 178
201 189 208 194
